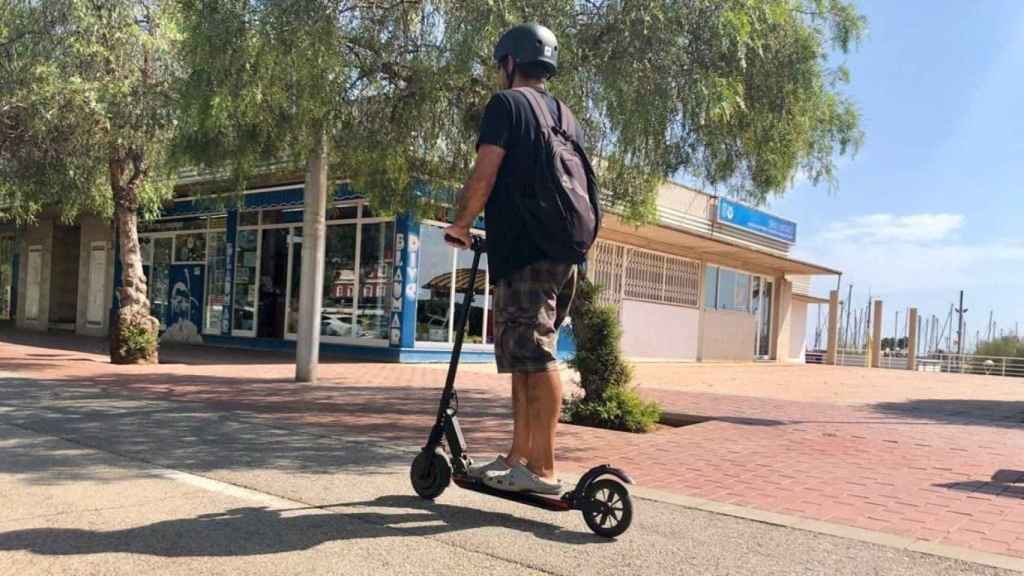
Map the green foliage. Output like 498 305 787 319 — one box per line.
564 384 662 433
117 318 158 362
174 0 866 220
0 0 181 223
563 277 661 433
977 336 1024 359
568 278 632 398
881 337 909 351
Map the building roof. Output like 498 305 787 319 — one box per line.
601 214 840 277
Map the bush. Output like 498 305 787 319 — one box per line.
561 277 661 433
976 336 1024 358
563 384 662 433
116 318 158 363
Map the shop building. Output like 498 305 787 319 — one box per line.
0 180 837 363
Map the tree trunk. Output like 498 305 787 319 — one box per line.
108 158 159 364
295 130 329 382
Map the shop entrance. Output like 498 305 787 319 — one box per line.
257 228 290 339
752 277 774 359
0 235 14 320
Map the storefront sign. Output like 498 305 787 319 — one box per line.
717 197 797 244
390 226 419 347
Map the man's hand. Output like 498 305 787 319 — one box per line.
444 225 472 249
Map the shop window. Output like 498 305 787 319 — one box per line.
140 236 153 265
287 228 302 335
232 230 258 333
599 240 699 308
417 225 454 343
704 265 718 309
357 221 395 339
205 231 228 334
174 232 207 263
150 237 172 329
262 208 303 225
588 241 625 307
326 205 358 221
415 224 490 344
239 211 259 227
0 236 13 320
706 266 754 313
453 246 486 344
320 223 358 338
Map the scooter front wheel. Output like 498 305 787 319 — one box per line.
410 447 452 500
582 478 633 538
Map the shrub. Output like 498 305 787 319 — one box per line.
563 384 662 433
116 318 158 363
562 277 661 433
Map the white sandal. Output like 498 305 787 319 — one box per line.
467 455 511 479
483 464 562 495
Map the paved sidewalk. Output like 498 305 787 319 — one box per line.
0 380 1014 575
1 330 1023 563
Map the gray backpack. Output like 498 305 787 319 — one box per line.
511 87 602 262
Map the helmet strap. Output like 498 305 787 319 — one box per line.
504 59 516 89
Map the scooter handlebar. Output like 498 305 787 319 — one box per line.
444 234 487 253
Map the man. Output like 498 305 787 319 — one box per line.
444 23 589 495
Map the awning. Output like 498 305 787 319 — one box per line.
600 214 840 277
793 293 831 305
422 268 488 294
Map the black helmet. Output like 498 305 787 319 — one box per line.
493 23 558 77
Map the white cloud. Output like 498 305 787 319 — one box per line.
797 213 1024 335
819 213 964 244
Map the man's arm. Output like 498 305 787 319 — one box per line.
444 144 505 247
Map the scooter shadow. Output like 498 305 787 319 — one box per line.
0 496 610 559
333 494 613 545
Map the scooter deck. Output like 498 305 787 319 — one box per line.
452 475 573 512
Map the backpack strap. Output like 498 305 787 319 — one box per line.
557 101 580 142
514 86 560 135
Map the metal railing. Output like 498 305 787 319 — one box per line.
930 353 1024 378
835 348 869 368
809 349 1024 378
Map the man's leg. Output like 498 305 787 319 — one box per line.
506 373 531 465
526 368 562 480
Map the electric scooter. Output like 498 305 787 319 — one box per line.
409 235 635 538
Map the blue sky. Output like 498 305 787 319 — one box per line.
763 0 1024 349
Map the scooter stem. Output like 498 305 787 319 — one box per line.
428 236 486 445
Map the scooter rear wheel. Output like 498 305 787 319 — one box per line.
582 478 633 538
410 447 452 500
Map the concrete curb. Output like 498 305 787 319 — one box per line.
630 485 1024 573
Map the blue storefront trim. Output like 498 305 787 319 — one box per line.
141 184 579 365
161 184 362 218
200 334 499 364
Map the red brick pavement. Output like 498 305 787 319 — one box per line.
2 331 1023 558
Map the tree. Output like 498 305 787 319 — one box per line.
563 278 661 432
977 336 1024 359
176 0 865 380
175 0 480 382
0 0 181 363
439 0 866 220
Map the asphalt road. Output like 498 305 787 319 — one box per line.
0 373 1017 575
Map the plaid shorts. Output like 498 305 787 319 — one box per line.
493 260 577 374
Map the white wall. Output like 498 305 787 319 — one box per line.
789 301 808 363
17 219 53 331
620 299 699 360
76 215 114 337
701 309 756 362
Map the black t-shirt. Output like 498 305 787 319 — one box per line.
476 87 586 282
